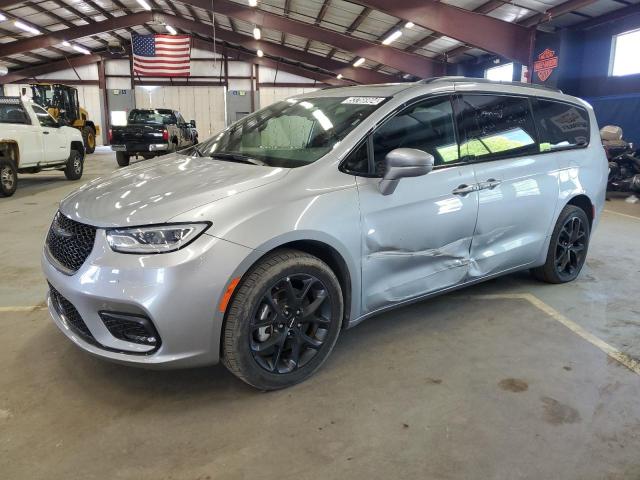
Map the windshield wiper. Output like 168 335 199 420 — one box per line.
210 152 266 166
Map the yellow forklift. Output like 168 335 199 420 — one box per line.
30 83 100 154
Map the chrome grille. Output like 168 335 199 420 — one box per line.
45 212 96 274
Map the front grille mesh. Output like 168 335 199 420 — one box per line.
46 212 96 274
48 285 97 344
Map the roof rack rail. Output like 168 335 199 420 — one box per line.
417 76 563 94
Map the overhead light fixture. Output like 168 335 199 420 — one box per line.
62 40 71 47
136 0 152 11
256 49 264 57
253 27 261 40
72 45 91 55
248 0 258 6
353 57 365 67
336 73 343 79
405 22 414 29
14 20 40 35
0 13 6 21
382 30 402 45
166 25 177 35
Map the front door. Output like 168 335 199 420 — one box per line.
355 96 479 314
32 104 68 163
455 93 560 278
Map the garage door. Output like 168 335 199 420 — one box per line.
260 87 319 108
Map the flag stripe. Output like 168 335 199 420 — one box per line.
131 32 191 77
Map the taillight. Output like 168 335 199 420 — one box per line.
162 129 169 141
108 128 112 143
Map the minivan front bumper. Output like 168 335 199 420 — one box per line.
41 229 254 368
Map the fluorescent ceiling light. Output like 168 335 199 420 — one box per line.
405 22 414 29
336 73 343 79
166 25 177 35
14 20 40 35
0 13 6 21
248 0 258 6
353 57 365 67
256 49 264 57
62 40 71 46
253 27 261 40
72 45 91 55
382 30 402 45
136 0 152 11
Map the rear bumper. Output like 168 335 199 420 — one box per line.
41 231 255 368
111 143 169 153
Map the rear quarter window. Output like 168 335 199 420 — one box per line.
533 99 590 151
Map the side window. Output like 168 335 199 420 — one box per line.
533 100 590 151
342 140 370 175
456 94 538 161
33 105 58 128
372 97 459 175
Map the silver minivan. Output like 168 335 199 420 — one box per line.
42 78 608 389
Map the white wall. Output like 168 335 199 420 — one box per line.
260 86 319 108
134 86 226 138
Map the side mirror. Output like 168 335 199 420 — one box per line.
379 148 434 196
190 120 196 128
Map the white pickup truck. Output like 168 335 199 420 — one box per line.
0 96 85 197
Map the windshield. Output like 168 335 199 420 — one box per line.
129 109 176 125
195 96 388 168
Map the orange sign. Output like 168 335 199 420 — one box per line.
533 48 559 82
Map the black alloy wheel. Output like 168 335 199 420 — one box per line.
249 274 332 374
555 215 587 280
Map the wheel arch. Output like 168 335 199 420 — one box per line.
0 140 20 167
566 194 594 228
70 140 85 157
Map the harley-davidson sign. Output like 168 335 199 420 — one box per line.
534 48 559 82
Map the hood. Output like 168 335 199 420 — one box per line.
59 153 290 227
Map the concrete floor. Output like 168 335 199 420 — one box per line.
1 149 640 479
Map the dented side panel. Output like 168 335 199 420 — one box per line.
357 165 479 313
468 155 560 278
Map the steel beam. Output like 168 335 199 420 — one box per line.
180 0 442 78
353 0 533 64
0 11 154 58
520 0 599 27
573 3 640 30
160 13 391 84
2 54 103 84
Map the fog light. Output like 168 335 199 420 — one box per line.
99 311 161 348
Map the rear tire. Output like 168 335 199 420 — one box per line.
64 149 84 180
82 126 96 154
116 151 130 167
0 159 18 197
222 249 343 390
531 204 590 283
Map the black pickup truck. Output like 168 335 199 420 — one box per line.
108 109 198 167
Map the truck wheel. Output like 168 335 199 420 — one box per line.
82 126 96 154
64 149 84 180
0 159 18 197
116 152 130 167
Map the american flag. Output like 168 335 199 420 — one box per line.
132 33 191 77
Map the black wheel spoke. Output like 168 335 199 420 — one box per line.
249 273 334 375
554 214 588 278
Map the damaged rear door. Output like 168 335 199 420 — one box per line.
355 96 479 313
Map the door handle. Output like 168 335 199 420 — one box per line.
452 184 476 196
43 131 50 135
479 178 502 190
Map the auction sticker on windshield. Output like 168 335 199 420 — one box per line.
341 97 387 105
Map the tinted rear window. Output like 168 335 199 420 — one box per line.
533 100 590 151
128 110 176 125
0 104 28 124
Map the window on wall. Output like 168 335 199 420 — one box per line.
484 63 514 82
611 29 640 77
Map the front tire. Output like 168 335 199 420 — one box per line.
64 149 84 180
222 249 343 390
531 204 590 283
116 151 130 167
0 159 18 197
82 126 96 154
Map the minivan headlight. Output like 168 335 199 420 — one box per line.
106 223 210 254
